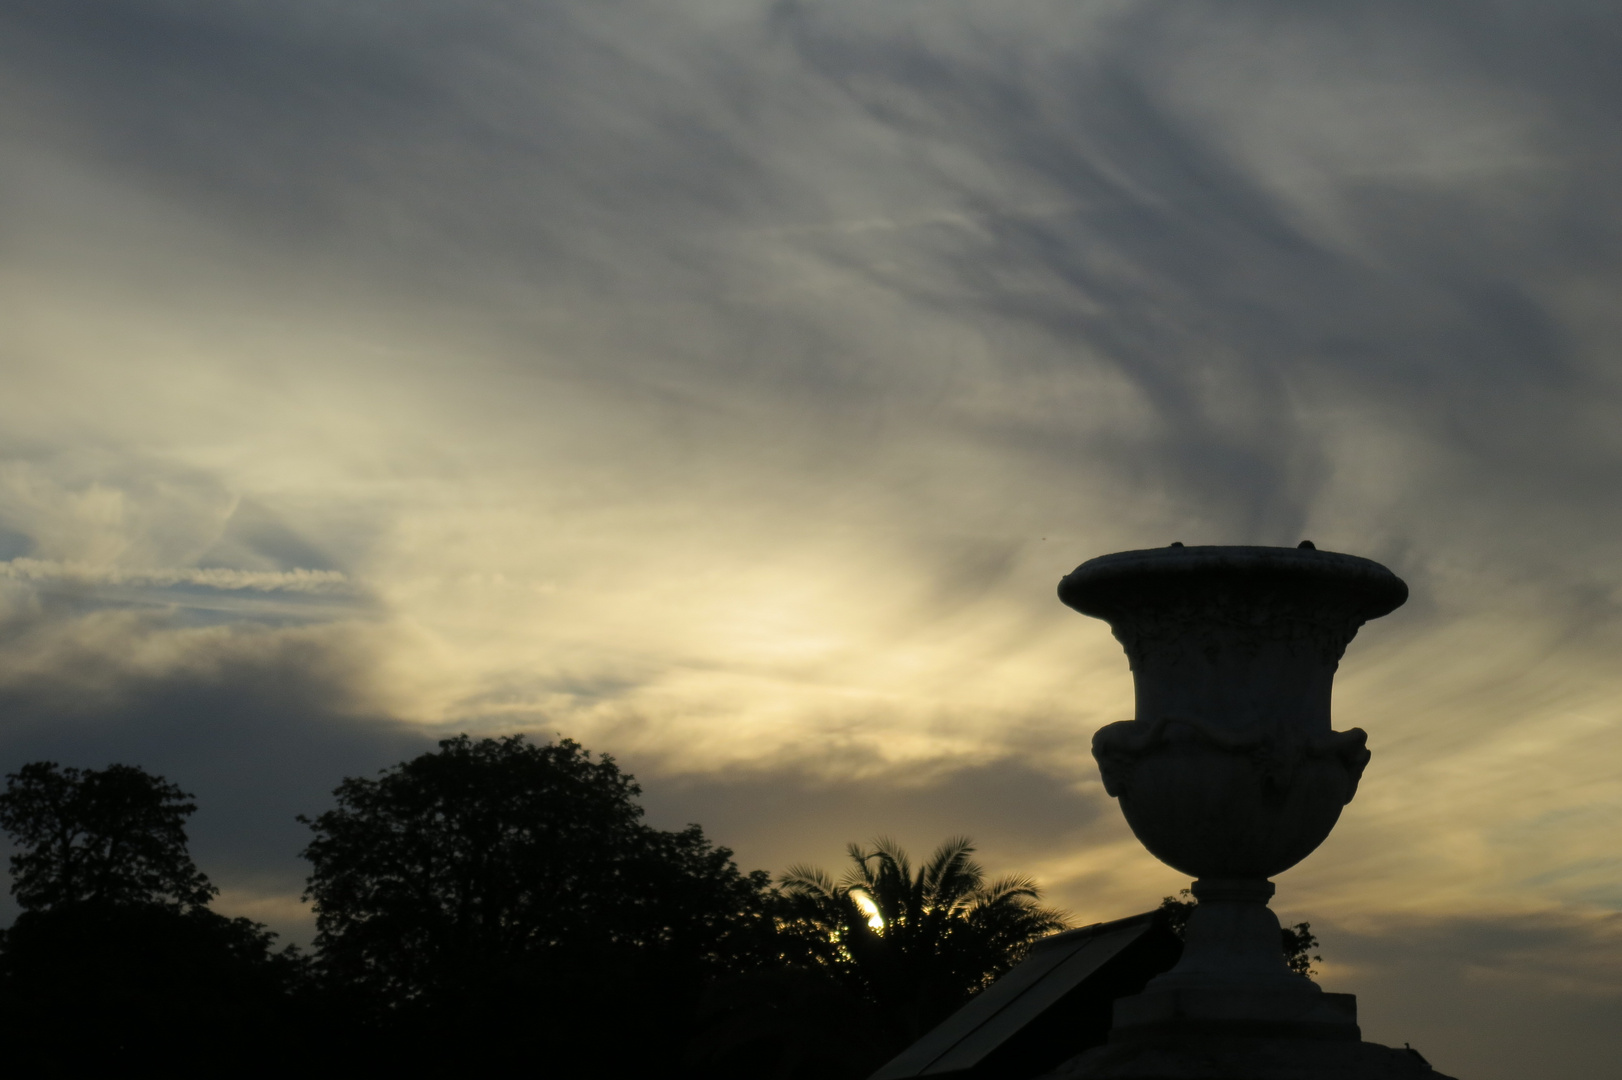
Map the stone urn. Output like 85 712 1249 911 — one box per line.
1055 543 1427 1066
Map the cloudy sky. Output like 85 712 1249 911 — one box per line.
3 1 1621 1074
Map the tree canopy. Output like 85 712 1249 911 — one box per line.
0 761 215 912
299 734 774 1068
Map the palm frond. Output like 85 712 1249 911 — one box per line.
774 833 1074 1042
779 864 839 899
972 874 1042 906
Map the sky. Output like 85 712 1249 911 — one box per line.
2 1 1621 1075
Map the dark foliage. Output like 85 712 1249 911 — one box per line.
688 967 896 1080
763 836 1070 1070
0 902 308 1072
0 761 215 912
0 762 305 1073
0 746 1113 1077
299 734 776 1071
1280 920 1323 978
1159 889 1323 978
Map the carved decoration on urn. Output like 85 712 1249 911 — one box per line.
1059 544 1406 884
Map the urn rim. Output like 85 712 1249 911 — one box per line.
1058 544 1408 624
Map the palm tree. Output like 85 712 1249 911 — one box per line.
777 836 1070 1046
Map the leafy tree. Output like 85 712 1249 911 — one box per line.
1158 889 1322 978
0 762 306 1071
299 734 775 1070
776 837 1071 1049
0 761 215 911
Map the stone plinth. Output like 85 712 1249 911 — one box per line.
1045 1035 1456 1079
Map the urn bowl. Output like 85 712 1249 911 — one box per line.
1060 545 1406 881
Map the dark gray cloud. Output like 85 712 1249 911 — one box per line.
771 0 1622 546
0 0 781 298
0 606 430 935
12 0 1619 556
1323 911 1622 1079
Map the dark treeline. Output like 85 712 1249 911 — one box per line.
0 735 1076 1077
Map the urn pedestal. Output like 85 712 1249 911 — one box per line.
1045 544 1456 1079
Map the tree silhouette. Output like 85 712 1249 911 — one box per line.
0 761 215 911
0 762 303 1071
300 734 775 1070
777 837 1071 1048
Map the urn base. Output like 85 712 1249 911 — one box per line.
1041 1033 1457 1080
1112 985 1360 1044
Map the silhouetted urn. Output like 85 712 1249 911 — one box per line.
1058 543 1407 1032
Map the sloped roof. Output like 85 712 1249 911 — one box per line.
870 910 1181 1080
